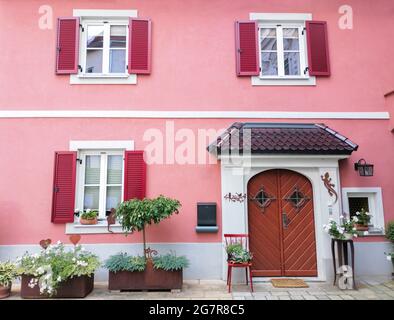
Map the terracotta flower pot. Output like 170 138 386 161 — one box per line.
79 217 98 225
355 224 369 231
0 283 11 299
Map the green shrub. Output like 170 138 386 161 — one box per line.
386 221 394 243
80 210 98 220
0 261 17 287
226 243 253 263
18 242 100 296
104 253 146 272
153 253 189 271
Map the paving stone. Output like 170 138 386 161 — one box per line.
340 295 355 300
266 295 279 300
303 295 318 300
317 295 330 300
290 295 304 300
328 295 343 300
271 291 290 296
289 290 308 296
279 296 292 300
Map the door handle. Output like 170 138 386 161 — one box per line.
282 212 290 229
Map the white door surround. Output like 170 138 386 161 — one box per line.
220 155 348 282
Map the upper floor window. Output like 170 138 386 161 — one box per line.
82 21 128 75
259 24 307 79
55 10 151 85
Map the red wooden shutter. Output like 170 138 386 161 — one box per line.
56 17 80 74
306 21 330 76
235 21 259 76
128 19 152 74
124 151 146 200
51 152 77 223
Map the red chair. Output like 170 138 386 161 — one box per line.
224 234 253 293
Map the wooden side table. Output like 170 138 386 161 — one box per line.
331 238 357 290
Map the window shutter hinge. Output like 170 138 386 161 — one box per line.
304 67 309 75
76 158 82 164
302 27 306 35
78 65 83 72
53 186 59 193
79 24 84 32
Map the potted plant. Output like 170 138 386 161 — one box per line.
107 195 188 290
18 240 100 298
384 220 394 277
0 261 17 299
323 216 358 240
352 208 372 231
105 251 188 290
79 209 98 225
226 243 253 263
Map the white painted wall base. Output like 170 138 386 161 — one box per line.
0 243 222 282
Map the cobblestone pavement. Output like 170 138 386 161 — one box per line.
6 276 394 300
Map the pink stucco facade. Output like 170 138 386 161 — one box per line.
0 0 393 278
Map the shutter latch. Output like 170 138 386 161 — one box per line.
302 27 306 35
79 24 84 32
53 186 59 193
304 67 309 75
76 158 82 164
78 65 83 73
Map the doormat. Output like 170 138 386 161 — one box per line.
271 279 309 288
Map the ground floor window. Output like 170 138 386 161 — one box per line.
342 188 385 234
76 150 124 219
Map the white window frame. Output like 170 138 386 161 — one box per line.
66 140 134 234
342 187 385 234
250 12 316 86
76 150 124 220
70 9 138 85
80 19 129 77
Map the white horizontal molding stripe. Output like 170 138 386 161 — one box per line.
0 111 389 120
73 9 138 18
69 140 134 151
250 12 312 21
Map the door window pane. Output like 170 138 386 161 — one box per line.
84 186 100 210
109 50 126 73
107 155 123 184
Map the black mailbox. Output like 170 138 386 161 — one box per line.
196 203 218 233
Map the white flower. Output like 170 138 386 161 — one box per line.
57 240 62 245
352 228 357 231
57 276 61 282
36 267 45 274
366 212 372 216
340 215 344 219
352 217 359 223
387 255 392 261
355 211 360 215
354 234 358 238
86 209 91 213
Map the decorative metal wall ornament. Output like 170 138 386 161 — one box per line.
284 187 311 211
145 247 158 260
321 172 338 204
224 192 247 203
250 186 276 213
39 239 52 249
69 234 81 246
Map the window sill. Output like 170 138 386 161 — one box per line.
251 76 316 86
70 74 137 85
65 220 125 234
195 226 219 233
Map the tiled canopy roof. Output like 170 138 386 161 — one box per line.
209 123 358 155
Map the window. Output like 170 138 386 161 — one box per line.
259 23 307 79
342 188 385 234
82 21 128 76
76 150 124 220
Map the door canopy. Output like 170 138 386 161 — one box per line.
208 123 358 156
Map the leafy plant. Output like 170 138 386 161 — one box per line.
17 241 100 296
323 216 357 240
385 220 394 243
352 208 372 226
80 209 98 220
104 253 146 272
116 195 181 257
153 252 189 271
226 243 253 263
0 261 17 287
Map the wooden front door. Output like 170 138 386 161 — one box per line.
248 169 317 277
